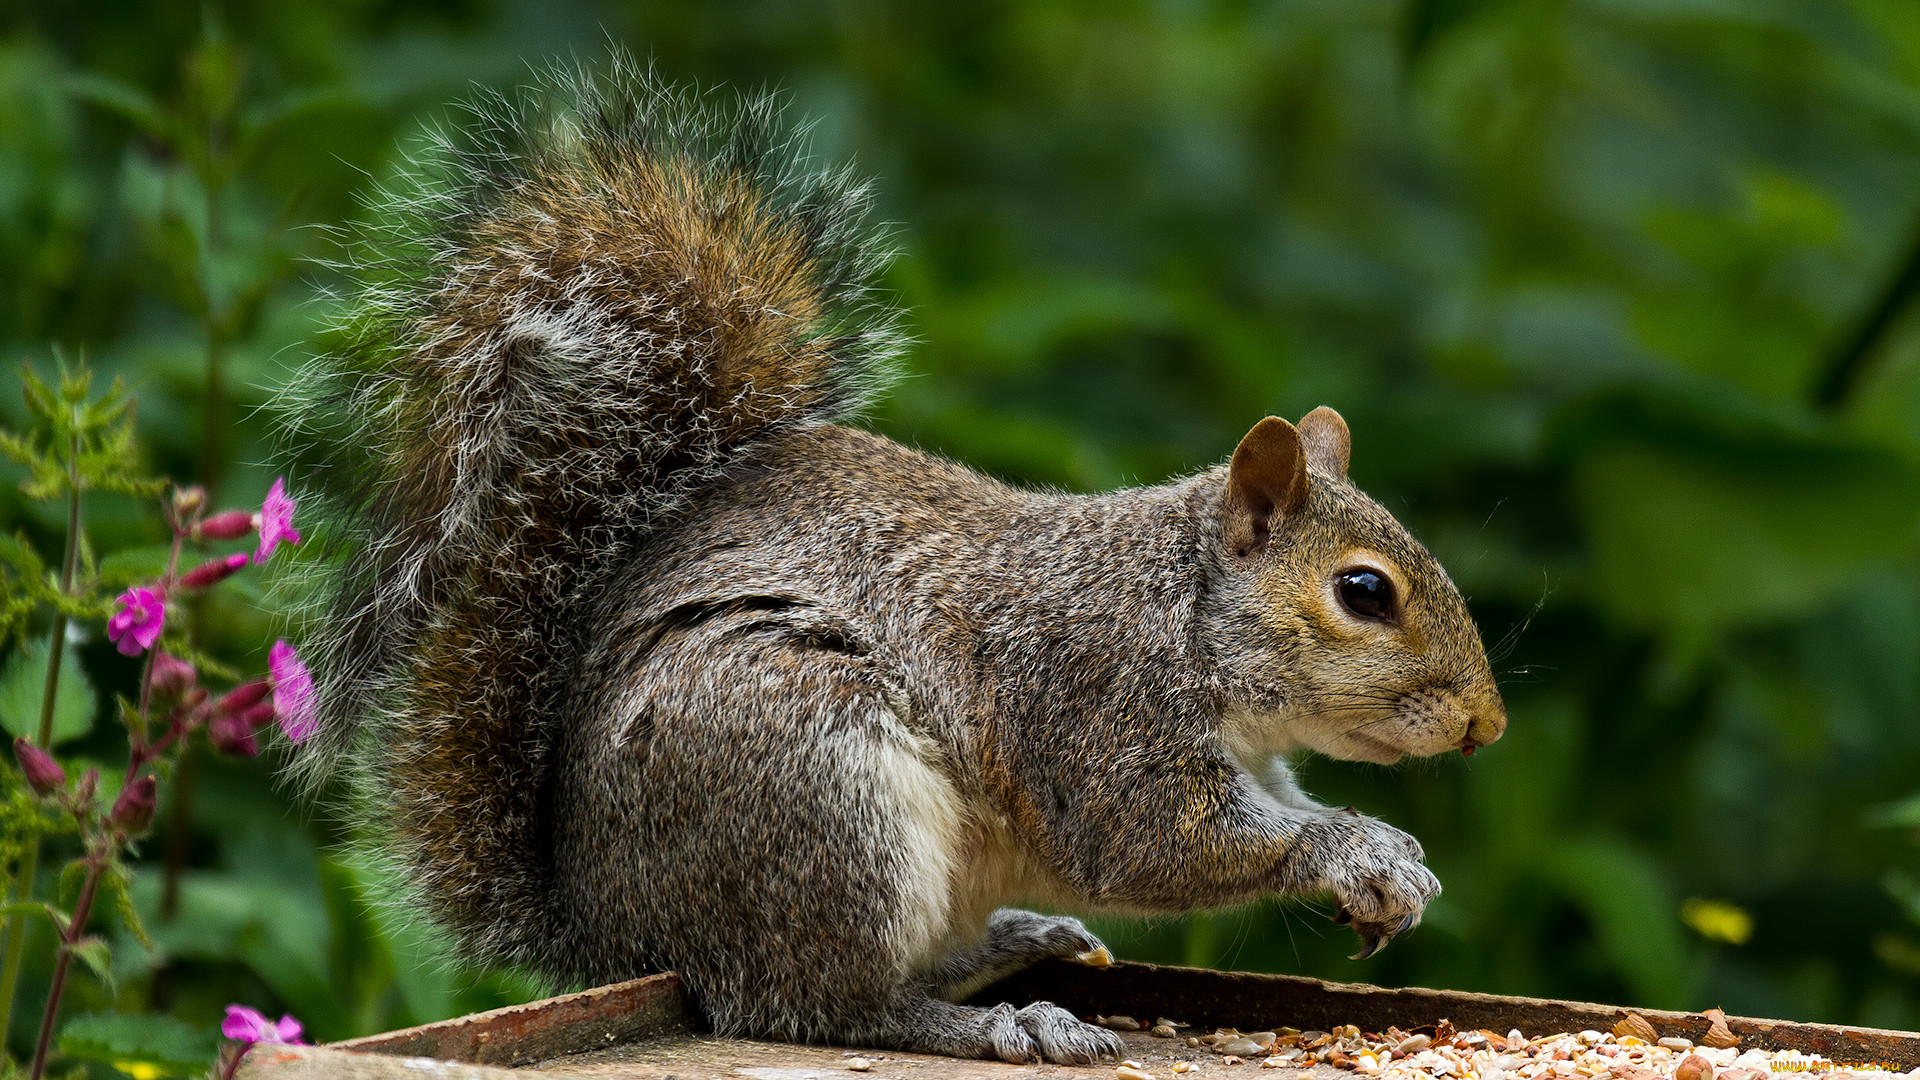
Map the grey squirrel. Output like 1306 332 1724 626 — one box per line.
281 57 1507 1064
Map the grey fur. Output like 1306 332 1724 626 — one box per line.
281 57 1504 1065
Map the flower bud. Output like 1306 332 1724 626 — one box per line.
74 767 98 808
13 737 64 796
208 712 259 757
110 774 158 835
181 552 250 590
172 486 207 519
195 510 255 541
218 681 270 715
235 702 277 729
150 652 197 703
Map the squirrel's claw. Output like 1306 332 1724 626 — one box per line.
1347 925 1390 960
1344 912 1417 960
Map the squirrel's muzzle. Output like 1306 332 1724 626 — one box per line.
1462 696 1508 752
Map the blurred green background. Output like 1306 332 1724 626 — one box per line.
5 0 1920 1065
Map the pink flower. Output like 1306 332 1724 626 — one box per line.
221 1004 304 1045
107 587 166 656
252 477 301 564
268 640 317 745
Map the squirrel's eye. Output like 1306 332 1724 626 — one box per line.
1336 569 1395 622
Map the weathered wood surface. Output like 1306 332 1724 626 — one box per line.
536 1028 1338 1079
244 1028 1349 1080
234 960 1920 1077
329 972 691 1066
237 1043 525 1079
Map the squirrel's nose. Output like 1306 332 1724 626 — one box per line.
1464 698 1507 750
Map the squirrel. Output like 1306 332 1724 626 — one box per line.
281 57 1507 1065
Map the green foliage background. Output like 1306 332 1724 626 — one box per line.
5 0 1920 1063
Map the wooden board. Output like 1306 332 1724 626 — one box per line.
235 961 1920 1079
330 973 692 1066
243 1028 1347 1080
531 1028 1346 1079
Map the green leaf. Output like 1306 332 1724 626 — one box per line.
0 531 47 580
1867 794 1920 830
16 454 68 502
60 72 170 140
103 864 151 952
1739 167 1843 249
1885 870 1920 926
0 429 47 472
0 640 97 745
1403 0 1492 67
59 858 88 906
18 364 55 425
56 364 92 409
1572 421 1920 635
79 376 135 431
4 362 163 503
58 1012 216 1076
0 597 35 654
0 900 55 924
69 935 114 996
96 544 171 586
1541 834 1698 1008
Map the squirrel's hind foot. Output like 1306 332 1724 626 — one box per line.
984 1002 1125 1065
849 995 1122 1065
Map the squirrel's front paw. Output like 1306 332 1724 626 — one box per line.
1295 810 1439 959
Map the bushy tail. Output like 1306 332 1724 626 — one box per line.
277 56 901 976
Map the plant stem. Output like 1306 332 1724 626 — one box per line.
28 545 166 1076
125 528 180 751
1815 210 1920 409
27 855 105 1080
37 430 82 750
131 647 158 748
160 515 205 923
145 520 191 920
0 426 84 1054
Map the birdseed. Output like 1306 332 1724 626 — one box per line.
1109 1014 1920 1080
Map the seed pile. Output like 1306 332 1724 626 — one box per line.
1092 1012 1920 1080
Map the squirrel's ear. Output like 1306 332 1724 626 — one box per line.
1298 406 1351 478
1224 416 1309 558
